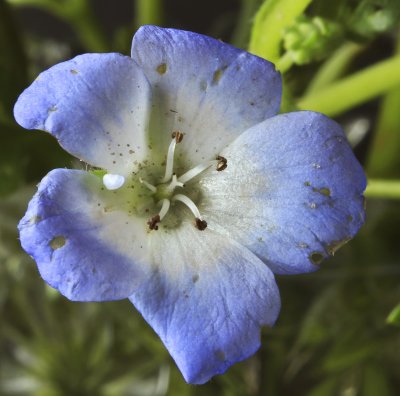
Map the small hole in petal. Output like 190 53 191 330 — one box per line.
309 252 324 265
50 236 66 250
29 215 42 225
212 66 227 85
215 350 226 361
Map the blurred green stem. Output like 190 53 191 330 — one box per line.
297 55 400 116
67 0 109 52
276 52 293 73
367 30 400 178
365 179 400 199
135 0 163 28
231 0 261 48
305 42 364 95
249 0 312 62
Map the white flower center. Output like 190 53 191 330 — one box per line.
142 132 227 231
102 132 227 231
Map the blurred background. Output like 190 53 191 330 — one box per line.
1 0 400 395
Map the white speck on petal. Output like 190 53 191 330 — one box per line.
103 174 125 190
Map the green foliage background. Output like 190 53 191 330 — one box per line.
1 0 400 395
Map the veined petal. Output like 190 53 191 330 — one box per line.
14 53 152 174
19 169 151 301
200 111 366 274
129 223 280 384
131 25 281 167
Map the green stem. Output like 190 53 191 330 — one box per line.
67 1 109 52
297 55 400 116
135 0 163 28
305 42 363 95
249 0 312 62
366 30 400 178
275 52 293 73
365 179 400 199
231 0 262 48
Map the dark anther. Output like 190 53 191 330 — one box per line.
147 214 160 230
216 155 227 171
171 131 184 143
195 218 207 231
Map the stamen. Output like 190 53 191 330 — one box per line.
158 198 171 220
162 132 184 182
147 215 160 231
147 199 171 231
172 194 206 231
178 161 217 184
195 218 208 231
216 155 227 171
172 131 184 143
139 178 157 193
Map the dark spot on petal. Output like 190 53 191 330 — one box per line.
192 274 199 283
70 69 78 74
309 252 324 265
200 80 207 91
215 350 226 361
156 63 167 74
304 181 311 187
212 66 228 85
50 236 66 250
347 215 353 223
48 106 58 113
313 187 331 197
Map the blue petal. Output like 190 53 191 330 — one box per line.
14 53 152 174
129 224 280 384
201 111 366 274
19 169 151 301
131 25 282 167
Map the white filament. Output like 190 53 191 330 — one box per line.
178 160 217 184
139 178 157 193
172 194 202 219
158 199 171 220
161 138 177 182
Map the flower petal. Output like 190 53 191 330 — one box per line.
200 111 366 274
129 223 280 384
19 169 151 301
14 53 152 174
131 25 282 166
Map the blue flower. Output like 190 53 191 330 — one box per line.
14 26 366 384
